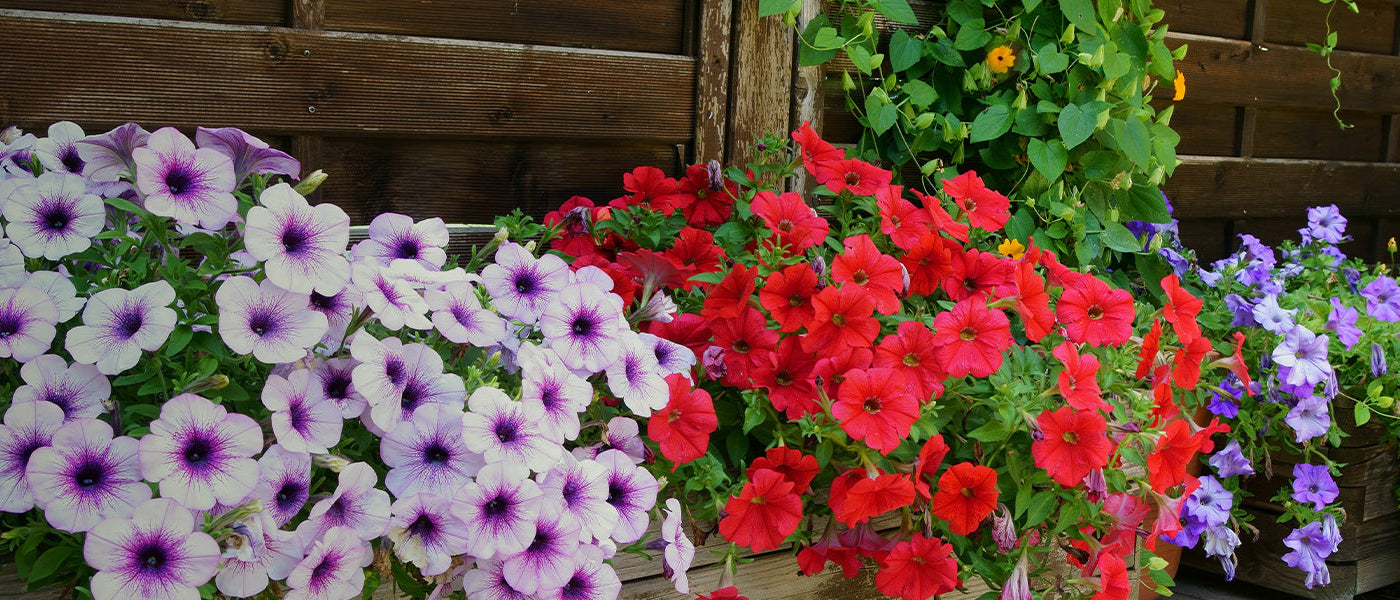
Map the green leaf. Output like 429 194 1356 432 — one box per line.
866 92 899 135
28 547 69 584
929 38 967 67
969 104 1014 143
1149 40 1176 78
758 0 795 17
1057 103 1098 149
1006 208 1034 242
1014 480 1033 517
1027 138 1068 181
105 196 149 216
889 30 923 71
1023 0 1042 12
1026 491 1058 525
743 402 766 434
1112 116 1153 170
954 24 992 51
872 0 919 24
847 44 874 75
1061 0 1099 33
1114 20 1149 64
902 79 938 108
968 419 1009 442
813 26 843 49
164 324 194 357
1119 184 1171 223
1102 221 1143 252
947 0 983 25
1355 401 1372 427
798 15 838 66
1035 42 1069 74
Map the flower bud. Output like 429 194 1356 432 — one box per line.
183 374 230 393
313 453 352 472
493 227 510 244
292 169 327 195
992 504 1018 552
1373 343 1388 377
702 345 727 380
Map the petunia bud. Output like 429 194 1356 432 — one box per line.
992 505 1018 553
1373 343 1388 377
702 345 727 380
313 453 352 472
183 373 230 393
493 226 510 245
999 554 1032 600
292 169 327 195
706 160 724 192
1082 469 1107 503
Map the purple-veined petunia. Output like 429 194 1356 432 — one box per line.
518 343 592 443
462 557 532 600
33 121 88 176
134 126 238 230
661 498 695 594
482 242 570 324
350 262 432 331
503 510 582 594
539 282 625 373
537 452 619 543
381 403 483 498
1362 276 1400 322
1251 294 1296 335
1202 524 1241 581
0 286 58 363
604 332 668 416
139 393 262 510
350 334 413 410
214 514 306 598
1272 326 1332 387
65 281 176 374
0 238 27 287
308 287 361 353
596 448 658 543
19 271 85 323
244 183 351 295
537 544 622 600
250 444 312 528
366 344 465 434
1292 464 1339 510
462 387 560 473
1285 395 1331 443
2 172 104 259
263 369 342 454
0 128 37 178
284 526 371 600
217 276 329 364
386 493 470 577
83 497 220 600
301 462 392 542
26 417 149 532
11 354 108 421
352 213 449 270
0 400 65 513
76 122 151 181
196 126 301 186
1325 297 1362 350
426 280 506 346
312 357 368 419
597 416 646 464
640 332 696 379
454 461 544 560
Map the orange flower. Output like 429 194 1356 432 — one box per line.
1172 69 1186 101
930 462 999 535
987 45 1016 74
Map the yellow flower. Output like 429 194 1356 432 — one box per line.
998 238 1026 260
987 46 1016 74
1172 70 1186 101
1389 237 1397 253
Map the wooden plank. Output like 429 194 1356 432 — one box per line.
291 0 324 202
0 11 695 142
726 0 795 165
0 0 285 24
1163 157 1400 218
322 0 688 55
0 558 61 600
1175 219 1231 262
1168 32 1400 114
1264 0 1398 55
1158 0 1251 39
1154 101 1242 156
791 0 827 192
1252 108 1387 162
694 0 735 164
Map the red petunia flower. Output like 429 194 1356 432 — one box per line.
1148 475 1201 550
913 434 952 500
1053 341 1108 412
1221 331 1255 395
900 232 956 296
877 185 932 251
709 307 779 388
930 462 999 535
759 263 819 333
746 446 820 494
648 374 717 470
817 158 893 196
942 171 1011 232
913 189 970 244
751 190 828 255
942 247 1016 302
1135 319 1164 380
832 470 916 527
812 345 873 401
1032 407 1114 487
874 320 946 402
701 265 757 322
1057 276 1135 348
544 195 603 258
677 163 738 228
572 254 637 307
697 587 749 600
803 285 880 353
1012 261 1056 342
932 298 1013 379
751 336 820 419
613 165 686 215
646 312 713 359
718 468 803 552
792 121 845 176
798 527 863 578
833 367 920 455
1093 553 1131 600
1162 274 1203 341
832 234 905 315
666 227 727 292
1171 333 1213 389
1147 419 1229 493
874 534 961 600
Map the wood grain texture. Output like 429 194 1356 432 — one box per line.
0 0 284 24
1163 157 1400 218
1158 0 1251 39
1265 0 1398 55
1175 219 1231 261
1157 101 1242 157
322 0 688 55
1251 109 1387 161
0 11 695 142
727 0 794 165
694 0 735 164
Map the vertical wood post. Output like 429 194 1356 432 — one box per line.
291 0 325 202
726 0 794 167
790 0 825 193
694 0 734 166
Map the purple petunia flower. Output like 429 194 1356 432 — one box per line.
217 276 329 364
518 343 592 443
1251 295 1296 335
381 403 483 498
455 462 544 560
350 334 415 410
1187 475 1233 527
426 280 507 346
11 354 108 421
1373 343 1388 377
0 400 65 513
603 417 647 464
65 281 176 374
538 453 619 543
1282 515 1341 589
1237 234 1276 267
76 122 151 182
1362 276 1400 322
1207 383 1240 418
26 417 149 532
250 444 312 528
1208 440 1254 477
1304 205 1348 244
196 126 301 186
1317 245 1346 266
263 369 342 454
1201 524 1241 581
1272 326 1332 387
307 287 361 352
462 387 560 473
352 213 449 271
0 238 25 286
596 448 658 543
284 526 371 600
537 544 622 600
0 286 58 363
640 332 695 379
302 462 392 542
386 493 470 577
350 262 432 331
539 282 625 373
1325 297 1362 350
312 357 368 419
244 183 351 296
20 271 86 323
366 344 465 434
605 332 668 417
1292 464 1339 510
661 498 695 594
1343 268 1362 293
482 242 569 324
33 121 88 176
462 557 532 600
214 514 306 598
3 172 105 259
503 510 582 594
83 497 220 600
134 127 237 230
139 393 262 511
1286 395 1331 443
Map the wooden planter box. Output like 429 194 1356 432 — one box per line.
1183 399 1400 600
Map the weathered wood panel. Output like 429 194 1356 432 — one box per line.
1264 0 1399 55
727 0 795 165
0 11 695 142
1163 102 1241 157
695 0 735 164
322 0 688 55
0 0 284 24
1157 0 1251 40
1164 157 1400 218
1251 109 1387 162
